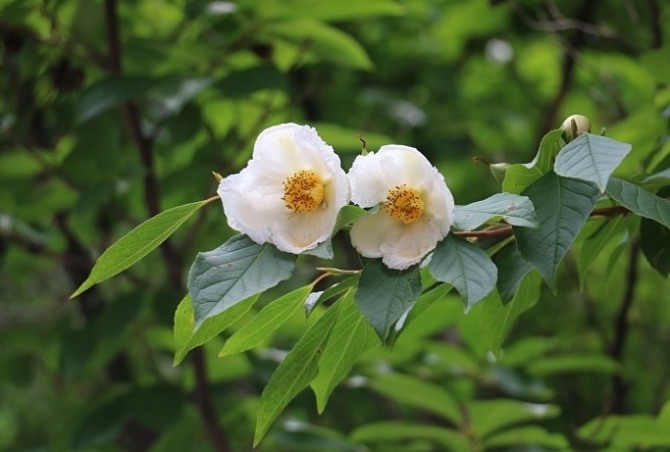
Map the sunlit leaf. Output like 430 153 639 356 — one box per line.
477 272 542 356
468 399 560 437
173 294 257 365
311 290 378 412
271 18 373 70
514 172 600 290
527 354 620 376
355 260 421 342
485 425 568 448
554 133 632 192
256 0 403 21
429 234 497 311
71 199 215 298
368 373 462 425
579 415 670 449
452 193 538 230
188 235 296 329
502 129 563 194
218 285 313 358
254 300 341 446
350 421 468 450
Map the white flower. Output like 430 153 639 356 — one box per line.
348 145 454 270
217 123 350 254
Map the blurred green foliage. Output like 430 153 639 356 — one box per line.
1 0 669 450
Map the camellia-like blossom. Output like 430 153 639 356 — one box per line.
348 145 454 270
217 123 350 254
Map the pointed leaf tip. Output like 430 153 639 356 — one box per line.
554 133 632 192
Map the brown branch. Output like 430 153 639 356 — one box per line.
455 226 513 239
608 240 640 414
648 0 662 49
103 2 230 450
536 0 598 138
455 201 636 241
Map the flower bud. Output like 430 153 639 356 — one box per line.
561 114 591 141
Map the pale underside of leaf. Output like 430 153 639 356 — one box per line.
453 192 538 230
554 133 632 192
188 235 296 329
429 234 497 311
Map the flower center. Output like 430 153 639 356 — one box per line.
382 185 425 224
282 170 325 213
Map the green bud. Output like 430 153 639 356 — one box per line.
561 114 591 141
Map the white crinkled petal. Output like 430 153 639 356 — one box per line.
348 152 395 207
350 211 404 258
218 123 350 254
348 144 438 207
380 219 444 270
423 166 455 234
349 143 455 270
271 166 349 253
217 170 288 245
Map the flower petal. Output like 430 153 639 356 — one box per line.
218 123 350 254
380 219 443 270
350 212 403 258
218 171 288 245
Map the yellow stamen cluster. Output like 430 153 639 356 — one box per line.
382 185 425 224
282 170 325 213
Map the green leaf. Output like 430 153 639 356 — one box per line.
477 272 542 356
502 129 563 194
468 399 560 437
640 47 670 84
254 300 341 446
304 275 359 317
554 133 632 192
502 165 543 195
429 234 497 311
272 19 373 70
354 260 422 342
368 373 462 425
579 415 670 450
173 294 257 365
452 193 538 230
256 0 403 21
577 216 630 284
311 290 379 413
350 421 468 450
188 235 296 329
334 205 366 231
71 199 215 298
606 177 670 229
76 75 156 123
301 240 334 259
218 285 313 358
514 172 600 290
214 65 287 98
527 354 620 376
641 217 670 277
495 243 533 303
485 425 568 449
